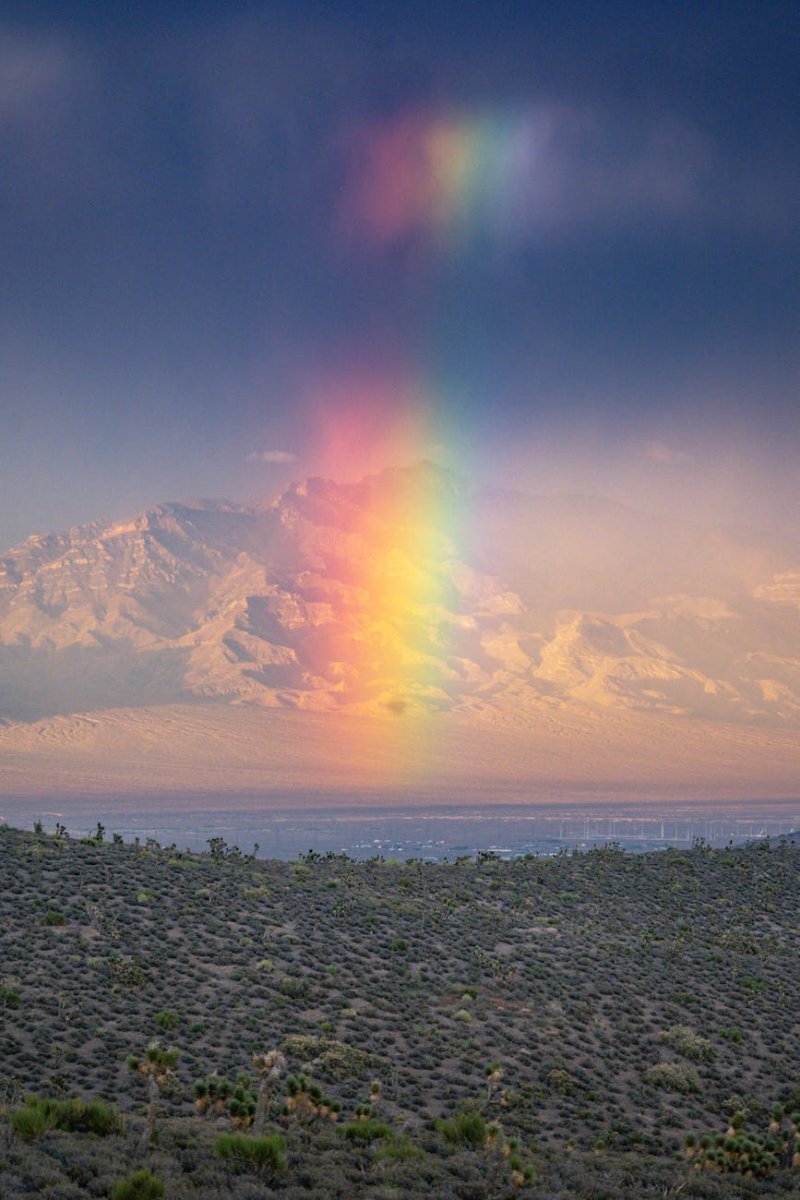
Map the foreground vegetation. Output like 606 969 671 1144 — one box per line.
1 823 798 1197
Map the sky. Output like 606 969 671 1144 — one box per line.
1 0 798 552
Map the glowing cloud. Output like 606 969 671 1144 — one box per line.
247 449 299 463
640 440 691 464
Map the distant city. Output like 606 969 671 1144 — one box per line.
3 802 798 861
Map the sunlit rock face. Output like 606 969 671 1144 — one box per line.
1 463 798 725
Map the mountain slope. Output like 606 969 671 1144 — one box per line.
2 465 798 728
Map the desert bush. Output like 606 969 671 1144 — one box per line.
153 1010 180 1031
341 1117 393 1145
436 1109 487 1149
658 1024 714 1061
109 956 146 986
41 910 67 926
279 975 309 1000
214 1132 287 1174
10 1095 122 1139
283 1035 379 1080
644 1062 701 1094
229 1077 258 1127
111 1168 165 1200
10 1099 55 1139
373 1134 420 1162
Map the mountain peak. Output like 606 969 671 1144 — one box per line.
0 470 797 728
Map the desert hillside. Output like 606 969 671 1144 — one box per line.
1 826 799 1198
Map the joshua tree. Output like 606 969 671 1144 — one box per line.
229 1077 258 1129
194 1074 232 1120
252 1050 286 1135
485 1062 504 1104
284 1073 340 1128
126 1042 179 1151
685 1108 800 1179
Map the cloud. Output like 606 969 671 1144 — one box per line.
179 13 356 208
246 450 298 464
337 105 714 251
0 32 75 115
640 440 691 465
0 31 107 206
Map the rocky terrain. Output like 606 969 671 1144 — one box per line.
1 464 798 801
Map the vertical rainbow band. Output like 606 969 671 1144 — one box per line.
296 371 468 718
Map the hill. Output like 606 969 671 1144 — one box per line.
1 826 798 1197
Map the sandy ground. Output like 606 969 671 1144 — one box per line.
1 701 798 807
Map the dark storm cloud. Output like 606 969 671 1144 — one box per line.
2 7 796 240
169 7 798 240
0 1 797 551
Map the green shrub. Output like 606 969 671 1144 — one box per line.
547 1067 577 1094
154 1009 180 1030
374 1134 420 1162
10 1101 56 1139
10 1095 123 1139
0 985 20 1009
644 1062 701 1094
111 1169 165 1200
341 1118 393 1145
214 1132 287 1174
279 975 309 999
436 1109 487 1149
41 910 66 926
66 1098 122 1134
283 1035 379 1080
658 1025 713 1061
108 956 146 986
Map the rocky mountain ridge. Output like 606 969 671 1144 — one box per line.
1 464 798 727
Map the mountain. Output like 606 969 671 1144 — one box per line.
1 464 799 802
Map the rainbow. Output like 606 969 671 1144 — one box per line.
300 370 467 716
342 109 545 248
267 107 541 722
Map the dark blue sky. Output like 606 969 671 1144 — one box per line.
1 1 798 549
